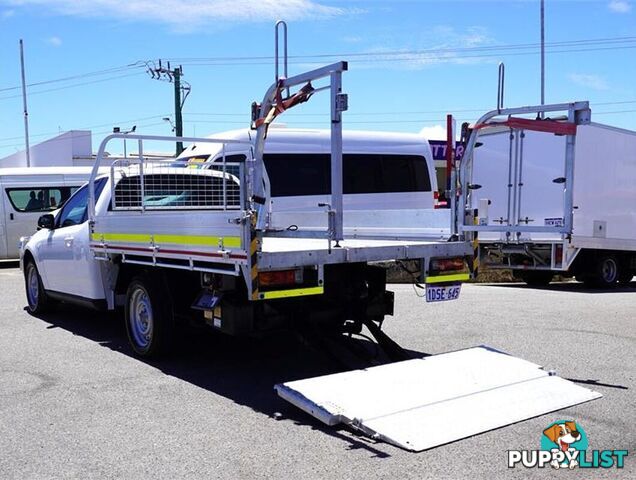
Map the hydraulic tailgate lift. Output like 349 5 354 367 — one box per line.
276 346 601 451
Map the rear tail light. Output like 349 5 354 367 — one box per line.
430 257 466 274
555 244 563 262
258 269 302 287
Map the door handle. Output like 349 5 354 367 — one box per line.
64 236 74 247
9 213 14 220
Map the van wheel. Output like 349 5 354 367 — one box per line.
518 271 553 287
125 276 174 358
24 261 53 314
590 255 619 288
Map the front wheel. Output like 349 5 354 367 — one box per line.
24 261 53 314
125 276 174 358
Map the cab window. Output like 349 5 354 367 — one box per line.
5 186 78 212
56 179 106 228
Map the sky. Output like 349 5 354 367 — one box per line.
0 0 634 158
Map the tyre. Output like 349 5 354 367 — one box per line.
125 275 174 358
24 260 53 314
518 270 553 287
590 255 619 288
618 269 634 284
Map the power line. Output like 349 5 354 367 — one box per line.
0 72 146 101
0 62 146 93
167 35 636 63
0 35 634 98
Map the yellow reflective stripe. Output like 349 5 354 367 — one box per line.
259 286 324 300
426 273 470 284
90 232 241 249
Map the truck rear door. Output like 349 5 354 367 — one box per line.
470 129 567 242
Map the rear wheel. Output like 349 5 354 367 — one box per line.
517 270 553 287
618 269 634 284
24 261 53 314
125 276 174 358
590 255 619 288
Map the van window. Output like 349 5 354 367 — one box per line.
5 186 79 212
263 153 432 197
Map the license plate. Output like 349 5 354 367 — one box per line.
425 284 461 303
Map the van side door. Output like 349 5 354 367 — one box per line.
3 184 78 259
0 185 7 259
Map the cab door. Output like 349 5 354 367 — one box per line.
37 179 106 299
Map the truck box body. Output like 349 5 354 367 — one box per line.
472 123 636 247
469 119 636 282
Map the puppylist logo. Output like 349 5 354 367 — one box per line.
508 420 628 469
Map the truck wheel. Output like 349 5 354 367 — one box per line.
618 269 634 284
125 276 173 358
518 271 553 287
590 255 619 288
24 261 53 314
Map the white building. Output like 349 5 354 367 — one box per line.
0 130 95 168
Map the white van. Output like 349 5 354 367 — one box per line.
0 167 96 260
176 128 444 239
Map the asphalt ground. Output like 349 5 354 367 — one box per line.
0 263 634 479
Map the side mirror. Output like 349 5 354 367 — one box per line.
37 214 55 230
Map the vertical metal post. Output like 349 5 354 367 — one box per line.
19 39 31 167
138 139 145 212
497 63 505 112
505 130 514 228
222 144 227 210
540 0 545 118
515 131 526 235
563 107 576 235
275 21 289 96
510 130 520 229
330 71 344 243
445 114 453 192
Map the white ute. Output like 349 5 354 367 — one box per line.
20 60 600 451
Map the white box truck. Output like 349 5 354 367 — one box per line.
458 102 636 287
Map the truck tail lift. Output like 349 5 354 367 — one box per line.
82 25 601 452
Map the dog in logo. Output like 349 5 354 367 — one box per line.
543 421 581 469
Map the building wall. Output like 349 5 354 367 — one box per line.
0 131 93 167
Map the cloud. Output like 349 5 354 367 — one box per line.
1 9 15 18
608 1 632 13
419 125 447 140
4 1 350 30
568 73 609 91
46 36 62 46
353 25 495 70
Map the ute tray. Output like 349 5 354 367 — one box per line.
275 346 601 452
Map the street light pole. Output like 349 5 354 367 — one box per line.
113 125 136 158
19 39 31 167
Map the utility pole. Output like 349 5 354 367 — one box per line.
19 39 31 167
540 0 545 118
173 67 184 155
147 61 190 155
